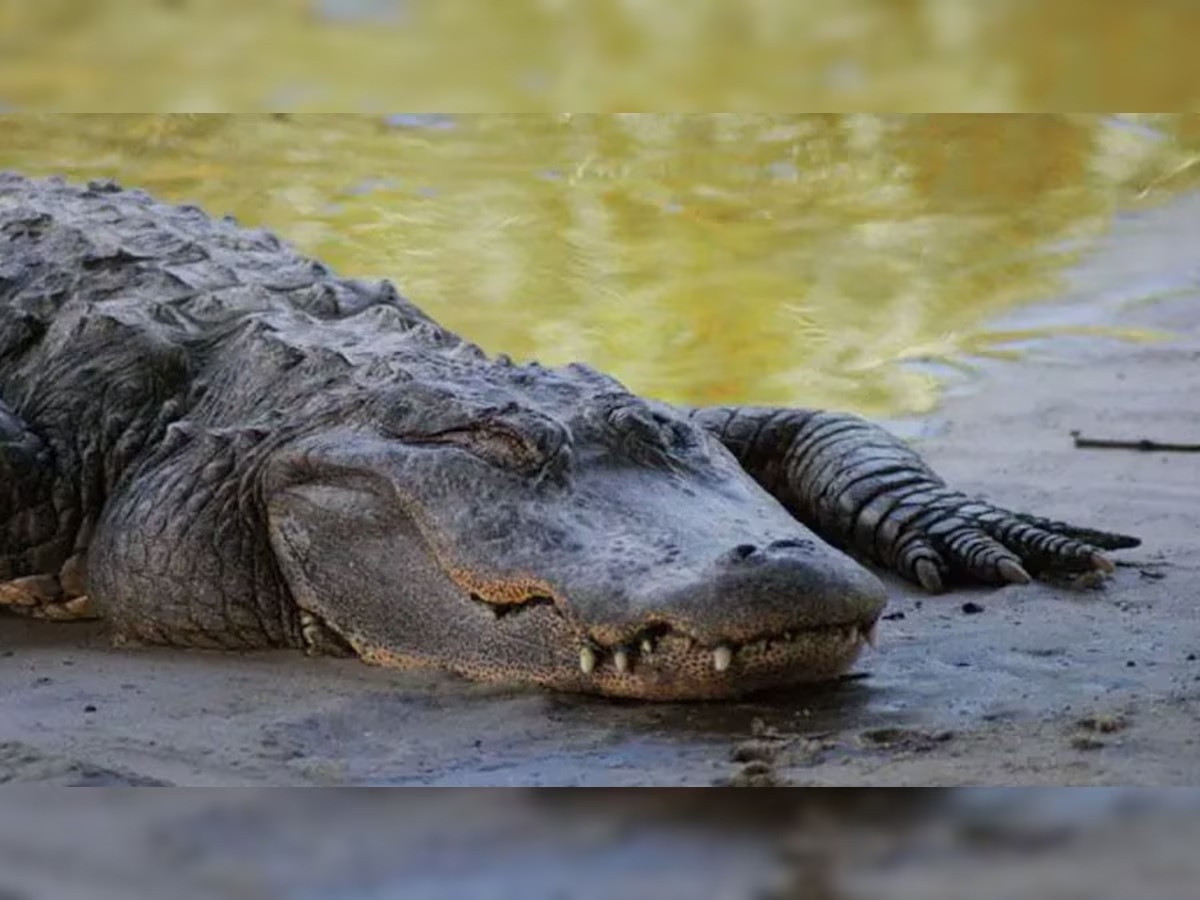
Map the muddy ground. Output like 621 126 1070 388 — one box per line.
1 195 1198 788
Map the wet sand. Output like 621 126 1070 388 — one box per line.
1 196 1199 788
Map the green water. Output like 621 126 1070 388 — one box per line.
3 114 1197 415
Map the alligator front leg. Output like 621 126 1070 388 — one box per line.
688 406 1140 592
0 400 96 619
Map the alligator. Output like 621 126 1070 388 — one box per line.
0 173 1140 700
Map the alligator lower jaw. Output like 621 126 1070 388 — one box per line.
351 606 880 701
560 621 877 701
352 621 873 700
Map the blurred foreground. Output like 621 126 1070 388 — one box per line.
0 789 1198 899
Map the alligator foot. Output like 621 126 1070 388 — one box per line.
691 407 1142 593
298 609 356 657
0 556 98 621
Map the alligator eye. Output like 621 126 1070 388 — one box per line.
468 427 546 473
417 425 547 474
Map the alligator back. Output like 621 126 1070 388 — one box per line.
0 173 469 578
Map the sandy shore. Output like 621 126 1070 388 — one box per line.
1 195 1199 789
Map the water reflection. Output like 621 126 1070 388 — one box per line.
1 113 1196 415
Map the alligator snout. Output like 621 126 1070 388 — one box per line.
563 534 889 699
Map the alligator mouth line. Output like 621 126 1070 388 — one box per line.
573 619 880 677
468 591 879 678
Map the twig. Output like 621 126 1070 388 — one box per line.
1070 430 1200 453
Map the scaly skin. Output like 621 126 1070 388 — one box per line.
0 173 1138 700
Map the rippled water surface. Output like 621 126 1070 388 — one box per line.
3 114 1199 414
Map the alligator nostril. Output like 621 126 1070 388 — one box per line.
769 538 808 551
731 543 758 560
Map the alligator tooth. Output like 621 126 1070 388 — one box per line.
864 621 879 649
613 647 631 674
713 645 733 673
640 637 654 655
579 646 596 675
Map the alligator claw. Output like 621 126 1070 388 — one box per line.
913 558 944 593
997 559 1032 585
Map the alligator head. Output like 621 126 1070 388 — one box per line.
262 348 886 701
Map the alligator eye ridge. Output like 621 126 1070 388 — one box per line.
606 403 684 467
